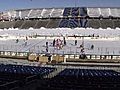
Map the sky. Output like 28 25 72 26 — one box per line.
0 0 120 11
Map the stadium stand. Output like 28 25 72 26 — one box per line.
51 8 64 17
29 9 42 19
100 8 110 17
63 8 71 16
0 13 2 20
41 8 52 18
5 21 15 29
117 8 120 17
46 19 60 28
79 19 88 27
0 64 55 90
38 68 120 90
69 19 79 28
110 8 118 17
21 20 37 29
34 19 49 28
113 19 120 28
87 19 101 29
80 7 88 16
59 19 79 28
15 10 20 19
100 19 114 29
0 7 120 29
20 9 31 19
13 20 25 29
0 21 15 29
71 7 79 16
7 10 16 20
87 8 100 17
1 11 9 20
59 19 69 28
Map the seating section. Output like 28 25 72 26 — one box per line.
69 19 79 28
4 21 15 29
59 19 79 28
21 20 37 29
0 64 55 90
20 9 30 19
38 69 120 90
59 19 69 28
100 8 110 17
63 7 88 17
2 11 9 20
42 8 52 18
13 20 24 28
0 21 14 29
0 18 119 29
71 7 79 16
7 10 16 19
1 7 120 20
79 19 88 27
110 8 118 17
100 19 114 29
0 64 120 90
80 7 88 16
63 8 71 16
34 20 49 28
0 64 55 75
51 8 64 17
87 19 101 29
15 10 20 19
117 8 120 17
113 19 120 28
0 7 120 29
46 19 60 28
0 21 15 29
29 9 42 18
87 8 100 17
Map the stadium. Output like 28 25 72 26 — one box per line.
0 6 120 90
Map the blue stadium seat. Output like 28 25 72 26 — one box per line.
63 8 71 16
71 7 79 16
80 7 88 16
0 64 55 89
59 19 79 28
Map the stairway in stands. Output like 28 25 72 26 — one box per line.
44 66 65 78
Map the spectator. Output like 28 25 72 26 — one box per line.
53 39 55 47
74 34 76 38
91 44 94 49
16 39 19 43
63 37 66 45
46 42 48 47
80 44 83 48
81 48 84 53
26 36 28 40
75 40 77 45
25 41 27 46
46 47 48 52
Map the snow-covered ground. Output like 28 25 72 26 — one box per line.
0 28 120 55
